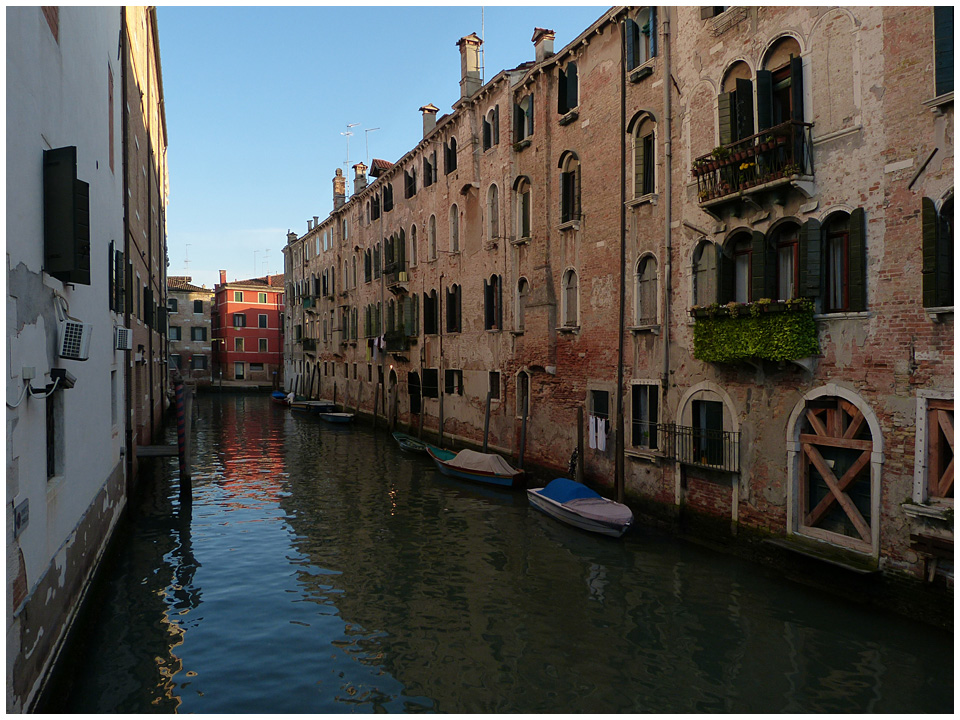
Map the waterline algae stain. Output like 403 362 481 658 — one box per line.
50 395 952 713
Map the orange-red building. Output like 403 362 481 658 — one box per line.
212 270 285 387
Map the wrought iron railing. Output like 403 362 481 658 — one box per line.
302 338 317 352
693 120 814 203
385 262 409 288
659 423 741 473
384 329 409 352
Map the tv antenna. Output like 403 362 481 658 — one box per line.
365 127 380 165
341 122 359 171
184 244 191 274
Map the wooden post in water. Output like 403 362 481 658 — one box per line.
373 382 380 429
577 407 585 483
390 387 398 429
482 392 492 453
175 383 191 490
418 394 425 440
519 408 527 469
333 382 337 408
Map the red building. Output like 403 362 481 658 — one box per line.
212 270 285 387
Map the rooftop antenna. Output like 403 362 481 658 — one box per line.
263 249 270 277
365 127 380 165
480 6 485 84
184 244 191 274
341 122 359 172
254 250 259 278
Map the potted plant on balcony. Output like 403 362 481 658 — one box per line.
711 145 731 166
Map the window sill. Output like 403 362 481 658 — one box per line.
922 91 953 113
556 325 580 335
558 110 579 126
925 306 953 321
629 324 659 335
558 219 580 232
626 194 658 208
510 329 525 337
625 448 663 462
513 138 532 152
628 62 654 83
510 237 531 247
813 311 871 321
902 500 953 521
485 328 502 334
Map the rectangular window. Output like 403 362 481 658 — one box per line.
234 291 243 302
484 276 502 330
194 299 203 313
235 362 245 380
934 6 954 97
445 285 461 333
191 354 208 370
169 326 181 341
258 313 267 328
444 369 463 395
235 337 244 352
167 297 178 313
259 338 268 352
259 292 268 304
233 313 247 327
422 369 440 398
488 371 501 400
591 390 610 420
250 363 264 372
631 383 659 450
191 327 207 341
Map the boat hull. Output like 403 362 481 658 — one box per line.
393 432 427 453
319 412 354 423
527 489 632 537
426 445 520 488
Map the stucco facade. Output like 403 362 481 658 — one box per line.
167 276 214 385
213 272 285 387
285 6 952 589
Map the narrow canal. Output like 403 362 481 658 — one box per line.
52 394 951 713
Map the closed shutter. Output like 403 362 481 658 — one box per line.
751 231 767 301
799 218 822 300
493 105 500 145
115 249 125 313
790 56 805 123
125 261 133 314
922 197 938 307
558 67 568 114
567 64 578 108
650 7 657 57
456 284 462 332
496 276 503 329
514 103 524 140
484 278 492 329
756 70 773 132
108 241 115 311
144 287 154 327
848 209 867 311
718 92 735 146
735 78 754 141
934 6 954 96
574 167 581 219
625 18 637 70
403 296 413 336
717 247 735 304
634 132 645 198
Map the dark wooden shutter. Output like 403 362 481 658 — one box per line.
494 105 500 145
717 246 735 304
934 6 954 96
567 64 578 108
634 132 645 198
922 197 938 307
751 231 767 301
144 287 154 327
848 209 867 311
650 7 657 57
756 70 773 132
514 103 524 140
456 284 462 332
114 249 125 313
718 92 735 146
484 278 492 329
936 206 953 307
625 18 637 70
798 218 822 299
790 56 804 123
558 68 568 114
496 275 503 329
735 78 754 141
528 94 534 134
108 241 115 311
574 167 581 219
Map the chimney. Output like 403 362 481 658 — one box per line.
307 219 313 232
532 27 555 63
353 162 368 193
287 230 298 245
457 33 483 99
420 103 440 138
333 168 346 208
313 215 319 229
219 270 227 285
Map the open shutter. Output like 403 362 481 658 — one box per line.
496 276 503 329
650 7 658 57
528 94 534 134
751 231 767 301
625 18 637 70
934 6 954 95
634 132 645 198
756 70 773 132
114 249 125 313
848 209 867 311
717 92 735 146
456 284 462 332
514 103 524 140
922 197 938 307
717 247 735 304
558 68 568 114
735 78 754 141
484 278 492 329
494 105 500 145
567 64 578 108
799 218 822 300
790 56 805 123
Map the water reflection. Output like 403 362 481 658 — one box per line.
52 395 953 714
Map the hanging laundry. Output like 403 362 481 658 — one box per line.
597 418 608 452
589 415 597 449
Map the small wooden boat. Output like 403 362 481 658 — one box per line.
527 478 633 537
425 444 522 488
393 431 427 453
318 412 354 423
271 390 289 405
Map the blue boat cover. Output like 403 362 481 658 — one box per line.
539 478 602 504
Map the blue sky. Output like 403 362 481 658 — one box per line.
157 4 608 289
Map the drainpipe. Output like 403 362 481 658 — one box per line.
614 11 628 504
438 272 444 448
662 8 672 394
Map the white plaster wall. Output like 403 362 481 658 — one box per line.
6 6 125 604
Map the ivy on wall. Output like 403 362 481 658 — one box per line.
692 299 819 363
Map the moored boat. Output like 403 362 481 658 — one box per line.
527 478 633 537
393 431 427 453
318 412 354 423
425 444 522 488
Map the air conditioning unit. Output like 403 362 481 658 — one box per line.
115 326 133 351
58 318 91 360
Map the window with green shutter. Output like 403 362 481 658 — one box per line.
934 6 953 97
922 197 954 308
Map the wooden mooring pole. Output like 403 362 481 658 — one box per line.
482 392 492 453
518 409 527 469
373 382 380 429
577 407 585 483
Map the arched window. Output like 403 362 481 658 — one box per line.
559 153 580 224
352 255 358 288
922 195 953 308
487 184 500 239
636 255 658 325
625 7 657 70
482 106 500 150
410 224 418 267
445 136 458 174
633 116 656 197
562 269 579 327
449 204 460 253
693 241 718 306
728 232 753 304
516 277 530 331
761 36 804 126
428 215 437 260
516 177 532 240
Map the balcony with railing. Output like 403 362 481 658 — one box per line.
658 423 741 473
692 121 814 207
384 261 410 294
384 328 410 352
302 338 317 352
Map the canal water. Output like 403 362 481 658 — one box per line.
53 395 952 713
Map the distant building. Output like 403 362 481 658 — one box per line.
167 277 214 385
212 271 285 387
6 6 168 712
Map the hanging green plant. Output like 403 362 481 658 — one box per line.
693 299 819 363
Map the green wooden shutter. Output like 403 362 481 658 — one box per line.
494 105 500 145
934 6 954 96
735 78 754 141
650 7 657 57
558 67 568 114
756 70 773 132
456 284 462 332
634 132 645 198
567 63 578 108
751 231 767 301
574 166 581 219
528 94 534 134
496 275 503 329
936 206 953 307
790 56 804 123
718 92 735 146
922 197 938 307
717 247 734 304
514 103 524 140
848 209 867 311
625 18 638 70
799 218 822 300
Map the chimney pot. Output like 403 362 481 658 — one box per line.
532 27 555 63
353 162 368 193
333 168 346 209
457 33 483 99
420 103 440 138
219 270 227 285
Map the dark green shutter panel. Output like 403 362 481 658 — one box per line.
625 18 637 70
751 231 767 301
735 78 754 141
574 167 581 219
718 92 735 146
514 103 523 140
114 250 124 313
558 68 567 114
936 208 953 307
922 197 938 307
934 6 954 96
790 56 804 123
650 7 657 57
635 131 645 198
144 287 154 327
496 276 503 329
567 64 578 108
484 278 492 328
528 94 534 134
108 241 115 311
494 105 500 145
799 218 822 300
456 284 462 332
717 247 734 304
848 209 867 311
404 296 413 335
756 70 773 132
